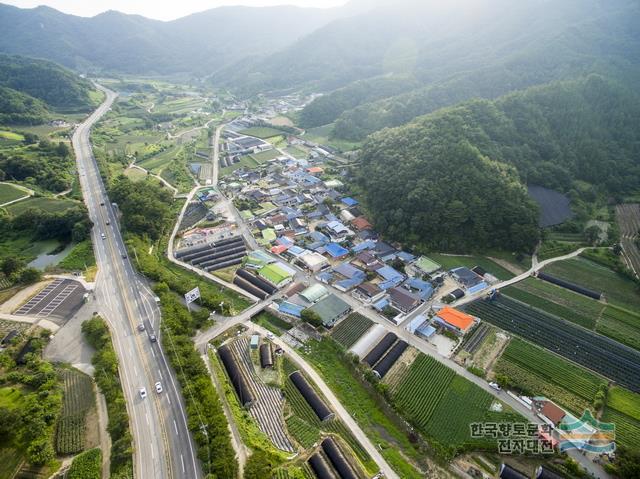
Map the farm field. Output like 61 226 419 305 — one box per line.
250 149 281 163
389 353 522 452
502 277 604 330
0 130 25 141
466 296 640 392
300 339 426 478
602 387 640 449
252 312 293 335
283 368 373 473
0 183 28 204
303 123 362 152
220 155 260 177
330 313 373 349
544 256 640 311
493 338 606 414
123 167 148 182
596 305 640 351
239 126 287 139
0 447 23 479
616 204 640 277
284 146 307 159
428 254 515 280
5 197 79 215
55 368 97 455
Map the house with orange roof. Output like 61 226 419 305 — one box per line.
433 306 476 334
351 216 373 231
306 166 324 175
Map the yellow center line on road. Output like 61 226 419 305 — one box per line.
79 124 174 479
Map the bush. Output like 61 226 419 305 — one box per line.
67 448 101 479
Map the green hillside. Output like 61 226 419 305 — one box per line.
358 76 640 253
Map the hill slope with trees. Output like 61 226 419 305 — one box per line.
358 76 640 253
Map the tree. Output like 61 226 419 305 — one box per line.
614 446 640 479
584 225 601 245
18 267 41 284
301 309 323 328
1 257 24 276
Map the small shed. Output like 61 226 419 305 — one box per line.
250 334 260 349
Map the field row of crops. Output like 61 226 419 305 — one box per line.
493 338 606 414
596 305 640 352
602 387 640 449
544 257 640 311
55 368 96 455
389 353 521 451
330 314 373 349
466 296 640 392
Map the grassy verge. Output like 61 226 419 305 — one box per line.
155 286 238 477
57 240 96 272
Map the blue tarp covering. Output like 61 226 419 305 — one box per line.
341 197 359 207
352 240 376 253
325 243 349 258
278 302 304 318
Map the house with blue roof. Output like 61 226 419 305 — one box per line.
405 277 434 301
277 301 304 318
352 240 376 253
325 243 350 259
341 197 359 207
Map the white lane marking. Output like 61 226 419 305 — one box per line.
174 419 179 435
158 370 163 380
167 396 171 405
151 348 156 358
181 454 185 473
151 444 155 460
145 412 150 426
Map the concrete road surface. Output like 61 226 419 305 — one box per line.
72 86 201 479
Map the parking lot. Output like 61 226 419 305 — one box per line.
14 278 86 321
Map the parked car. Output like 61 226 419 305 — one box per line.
489 382 501 392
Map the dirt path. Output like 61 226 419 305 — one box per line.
96 390 112 478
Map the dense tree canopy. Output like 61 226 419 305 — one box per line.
108 176 173 241
358 76 640 253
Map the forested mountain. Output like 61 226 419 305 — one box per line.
358 76 640 253
214 0 640 138
0 3 345 75
0 54 96 124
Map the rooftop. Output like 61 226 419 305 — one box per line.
307 294 351 327
435 306 474 332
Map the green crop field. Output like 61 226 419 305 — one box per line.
0 183 28 204
544 257 640 310
428 254 515 280
602 388 640 449
239 127 286 139
304 124 362 152
5 197 79 215
330 314 373 349
67 448 101 479
0 447 23 479
493 338 606 414
250 149 281 163
284 146 308 159
55 368 96 455
252 312 293 336
390 353 521 451
0 130 25 141
503 278 604 330
596 305 640 351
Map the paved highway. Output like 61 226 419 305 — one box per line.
73 86 201 479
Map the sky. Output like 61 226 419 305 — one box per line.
2 0 349 20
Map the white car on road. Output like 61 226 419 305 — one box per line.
155 382 163 394
139 387 147 399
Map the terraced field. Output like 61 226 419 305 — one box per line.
466 296 640 392
596 305 640 351
330 314 373 349
493 338 606 414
